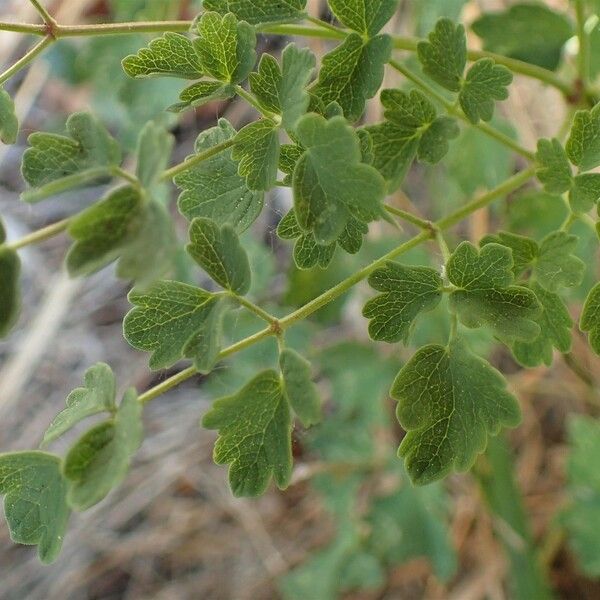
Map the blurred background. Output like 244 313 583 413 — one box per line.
1 0 600 598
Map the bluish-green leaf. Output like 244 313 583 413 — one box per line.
566 104 600 172
135 121 174 188
535 138 572 195
0 88 18 145
570 173 600 213
535 231 585 293
202 0 307 25
0 247 20 338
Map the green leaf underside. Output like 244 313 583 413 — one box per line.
293 114 385 245
250 43 315 131
472 4 573 71
203 370 292 497
280 348 321 427
363 261 443 343
480 231 538 276
124 280 225 370
122 32 203 79
328 0 399 37
232 119 280 191
459 58 512 124
311 33 392 122
43 363 117 446
176 119 263 233
169 81 235 112
393 338 521 484
187 217 251 294
0 451 70 563
535 138 572 194
63 388 142 510
447 242 541 344
194 12 256 84
0 88 18 145
202 0 307 25
512 282 572 367
66 185 145 278
566 104 600 172
0 247 21 338
581 282 600 355
135 121 175 188
21 112 121 190
570 173 600 213
417 18 466 91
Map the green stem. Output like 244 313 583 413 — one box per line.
575 0 591 91
0 21 47 35
233 294 278 324
389 59 535 161
234 84 281 122
111 166 140 187
53 21 193 37
160 139 235 181
5 218 70 251
384 204 433 230
29 0 56 25
0 36 54 86
434 229 452 263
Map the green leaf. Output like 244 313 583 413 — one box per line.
168 80 235 113
417 115 460 163
534 231 585 293
580 282 600 354
65 185 144 277
122 32 203 79
480 231 539 277
124 280 225 370
202 0 307 25
0 247 21 338
311 33 392 122
570 173 600 213
292 114 386 244
21 112 121 199
393 338 521 484
63 388 142 510
512 282 572 367
280 348 321 427
363 262 443 343
562 416 600 577
249 43 315 130
328 0 399 37
194 12 256 84
279 143 304 185
43 363 117 446
566 104 600 172
135 121 174 188
417 18 466 92
471 4 573 71
447 242 541 344
535 138 572 195
459 58 512 124
187 217 251 294
232 119 280 191
175 119 263 233
0 88 18 145
0 451 70 563
202 370 292 496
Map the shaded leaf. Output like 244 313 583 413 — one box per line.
535 138 572 195
0 88 18 145
328 0 399 37
566 104 600 172
168 80 235 113
135 121 174 188
202 0 307 25
480 230 538 277
280 348 321 427
570 173 600 213
535 231 585 293
580 282 600 354
0 247 20 338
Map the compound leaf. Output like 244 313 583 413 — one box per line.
447 242 541 344
135 121 175 188
0 88 18 145
175 119 263 233
393 338 521 484
194 12 256 84
417 18 466 92
43 363 117 446
0 451 70 563
124 280 225 370
535 138 572 194
168 80 235 112
512 282 572 367
580 282 600 354
232 119 280 191
187 217 251 295
0 247 20 338
480 231 538 276
363 262 443 343
459 58 512 124
566 104 600 172
249 43 315 130
63 389 142 510
570 173 600 213
202 370 292 496
21 112 121 202
202 0 307 25
122 32 203 79
293 114 385 244
311 33 392 122
280 348 322 427
328 0 399 37
535 231 584 293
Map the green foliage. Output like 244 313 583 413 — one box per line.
0 247 20 338
566 104 600 172
0 88 18 144
393 338 521 484
202 370 292 496
580 282 600 354
135 121 174 187
63 388 142 510
169 80 234 113
535 138 572 194
202 0 307 25
328 0 399 37
0 452 70 563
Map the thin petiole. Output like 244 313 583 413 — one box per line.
5 218 70 251
0 36 54 86
233 294 279 325
28 0 56 26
